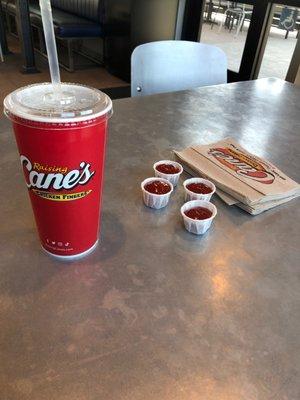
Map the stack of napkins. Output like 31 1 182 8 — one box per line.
174 137 300 215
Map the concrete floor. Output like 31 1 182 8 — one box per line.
0 36 127 105
201 17 298 79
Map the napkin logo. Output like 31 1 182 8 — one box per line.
208 147 275 184
20 155 95 200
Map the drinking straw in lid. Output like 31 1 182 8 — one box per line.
39 0 62 98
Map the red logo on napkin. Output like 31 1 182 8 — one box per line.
209 147 275 184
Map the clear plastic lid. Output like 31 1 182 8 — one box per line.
4 82 112 124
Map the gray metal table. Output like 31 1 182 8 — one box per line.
0 78 299 399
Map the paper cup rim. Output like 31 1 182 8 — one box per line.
153 160 183 177
181 200 217 223
183 177 216 197
141 177 174 197
4 82 113 124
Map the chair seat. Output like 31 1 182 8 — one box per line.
29 3 103 38
230 8 243 13
2 0 103 38
3 0 16 14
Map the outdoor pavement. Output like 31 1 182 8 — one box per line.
201 18 298 79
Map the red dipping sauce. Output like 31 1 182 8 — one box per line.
156 163 180 174
144 180 171 195
184 207 212 220
186 182 212 194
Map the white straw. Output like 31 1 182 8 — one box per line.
39 0 61 96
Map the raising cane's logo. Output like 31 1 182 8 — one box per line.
20 155 95 201
208 147 275 184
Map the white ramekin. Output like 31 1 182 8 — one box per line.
141 177 173 209
153 160 183 187
180 200 217 235
183 177 216 202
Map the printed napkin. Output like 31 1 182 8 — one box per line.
175 137 300 214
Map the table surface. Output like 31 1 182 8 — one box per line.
0 78 299 400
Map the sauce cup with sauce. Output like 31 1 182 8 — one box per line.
181 200 217 235
183 177 216 202
153 160 183 187
141 177 173 209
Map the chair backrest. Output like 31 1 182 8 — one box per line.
131 41 227 97
50 0 101 22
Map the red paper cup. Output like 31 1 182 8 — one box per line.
4 83 112 260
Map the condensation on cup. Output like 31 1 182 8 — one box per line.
4 82 112 260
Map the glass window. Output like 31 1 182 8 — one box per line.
258 4 300 79
200 1 253 72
